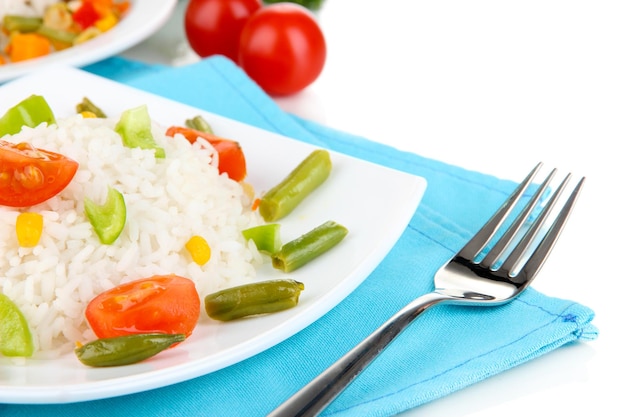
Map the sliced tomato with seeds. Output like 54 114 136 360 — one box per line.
85 275 201 339
165 126 247 182
0 140 79 208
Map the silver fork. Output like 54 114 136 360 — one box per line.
268 162 585 417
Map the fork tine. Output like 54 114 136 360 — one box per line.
502 175 585 283
498 172 570 275
479 168 557 269
457 162 543 261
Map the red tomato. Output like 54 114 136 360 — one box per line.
238 3 326 96
184 0 262 62
0 140 79 208
165 126 247 182
85 275 201 339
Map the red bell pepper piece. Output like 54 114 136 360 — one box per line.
73 2 100 29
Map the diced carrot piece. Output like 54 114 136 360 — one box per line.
7 33 51 62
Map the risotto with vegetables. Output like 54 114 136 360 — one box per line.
0 0 130 65
0 99 264 358
0 93 346 366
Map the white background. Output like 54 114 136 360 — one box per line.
124 1 625 415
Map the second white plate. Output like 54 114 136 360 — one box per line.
0 0 177 84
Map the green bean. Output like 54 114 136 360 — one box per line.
75 333 185 367
37 25 77 45
185 115 214 134
242 223 282 254
272 220 348 272
115 104 165 158
259 149 331 222
204 279 305 321
76 97 107 118
2 15 42 32
0 95 56 137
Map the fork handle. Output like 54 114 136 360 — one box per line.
267 291 448 417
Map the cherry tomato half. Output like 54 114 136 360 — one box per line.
0 140 79 208
85 275 201 339
184 0 262 62
238 3 326 96
165 126 247 182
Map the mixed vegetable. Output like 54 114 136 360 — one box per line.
0 140 79 208
242 223 282 254
185 235 212 266
0 0 131 65
84 275 201 339
0 94 56 136
15 212 44 247
116 104 166 158
258 148 331 222
205 279 305 321
75 333 186 367
83 186 126 244
0 95 348 366
165 121 247 182
271 220 348 273
0 293 34 357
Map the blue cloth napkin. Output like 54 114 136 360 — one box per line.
2 56 597 417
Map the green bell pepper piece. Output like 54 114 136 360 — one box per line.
84 186 127 244
242 223 282 254
0 95 56 137
0 293 34 357
114 104 165 158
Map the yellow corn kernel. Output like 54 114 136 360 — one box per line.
95 13 118 32
80 111 97 118
16 212 44 247
185 235 211 266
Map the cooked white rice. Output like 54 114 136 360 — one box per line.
0 113 264 358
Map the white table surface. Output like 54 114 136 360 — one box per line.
122 1 624 415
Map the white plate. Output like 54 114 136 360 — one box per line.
0 0 177 84
0 66 427 404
